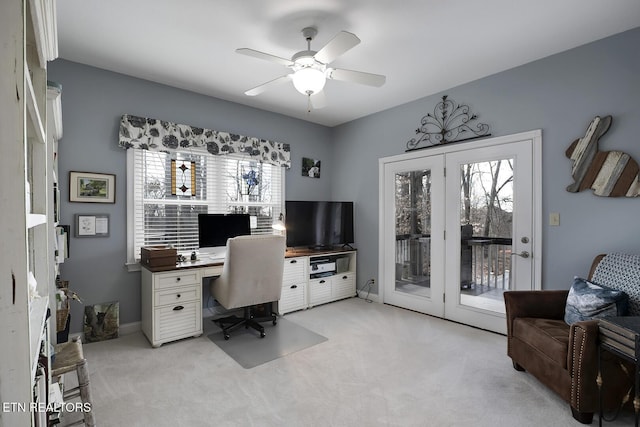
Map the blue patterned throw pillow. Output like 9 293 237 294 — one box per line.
564 276 629 324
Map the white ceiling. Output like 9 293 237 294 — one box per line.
56 0 640 127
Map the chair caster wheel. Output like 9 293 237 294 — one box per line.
260 331 266 338
273 320 277 326
224 334 230 340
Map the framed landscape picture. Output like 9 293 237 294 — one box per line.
69 171 116 203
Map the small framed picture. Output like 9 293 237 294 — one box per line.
75 214 110 237
302 157 321 178
69 171 116 203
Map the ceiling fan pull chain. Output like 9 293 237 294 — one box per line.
307 93 312 113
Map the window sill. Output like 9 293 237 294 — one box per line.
126 262 141 273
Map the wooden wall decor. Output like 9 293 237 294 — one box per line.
566 115 640 197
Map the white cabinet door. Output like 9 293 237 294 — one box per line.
280 257 308 314
333 273 355 299
309 277 333 306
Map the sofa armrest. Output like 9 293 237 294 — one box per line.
504 290 569 337
568 320 600 413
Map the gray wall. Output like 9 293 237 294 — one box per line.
51 27 640 332
332 27 640 294
49 60 333 332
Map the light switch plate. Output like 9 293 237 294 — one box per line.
549 212 560 226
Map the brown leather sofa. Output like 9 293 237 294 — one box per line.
504 255 633 424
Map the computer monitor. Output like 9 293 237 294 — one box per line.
197 214 251 259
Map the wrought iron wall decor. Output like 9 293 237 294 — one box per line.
406 95 491 151
566 115 640 197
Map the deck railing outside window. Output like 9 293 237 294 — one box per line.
395 235 512 290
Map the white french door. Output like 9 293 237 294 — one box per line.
379 131 541 334
380 156 446 317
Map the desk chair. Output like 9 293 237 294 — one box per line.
210 234 286 340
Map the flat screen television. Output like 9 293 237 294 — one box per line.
198 214 251 258
285 201 354 249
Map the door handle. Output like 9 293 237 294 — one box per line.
511 251 530 259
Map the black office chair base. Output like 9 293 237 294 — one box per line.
215 307 277 340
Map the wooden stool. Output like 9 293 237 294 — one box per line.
52 338 96 426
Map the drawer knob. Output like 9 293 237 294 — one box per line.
176 294 181 298
290 285 297 289
173 305 184 311
176 277 181 282
320 280 326 284
290 260 297 264
342 275 348 280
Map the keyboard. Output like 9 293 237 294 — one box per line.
200 253 226 262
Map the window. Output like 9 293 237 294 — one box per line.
126 149 284 265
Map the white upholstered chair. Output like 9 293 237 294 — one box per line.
210 234 286 339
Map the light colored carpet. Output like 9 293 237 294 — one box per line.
207 317 327 368
68 298 634 427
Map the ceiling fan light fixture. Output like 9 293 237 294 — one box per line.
237 27 385 104
292 67 326 95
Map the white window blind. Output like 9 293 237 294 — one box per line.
128 148 284 263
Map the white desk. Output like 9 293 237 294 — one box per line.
140 248 356 347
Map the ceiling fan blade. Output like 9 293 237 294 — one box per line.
314 31 360 64
327 68 386 87
310 91 326 109
236 48 293 67
244 75 292 96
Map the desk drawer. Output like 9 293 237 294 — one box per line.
202 265 223 278
154 301 201 342
280 282 306 314
154 271 200 290
283 257 306 283
309 277 332 305
154 285 200 306
333 273 355 299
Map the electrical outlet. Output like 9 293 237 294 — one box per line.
370 278 375 284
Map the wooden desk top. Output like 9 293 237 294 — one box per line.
142 246 356 273
284 246 356 257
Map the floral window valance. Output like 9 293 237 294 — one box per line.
118 114 291 168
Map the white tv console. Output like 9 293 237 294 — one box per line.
140 248 356 347
279 248 357 314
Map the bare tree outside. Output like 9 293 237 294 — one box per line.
395 170 432 295
460 159 514 291
393 158 514 295
460 160 513 237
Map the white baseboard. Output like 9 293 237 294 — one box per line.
69 320 141 342
356 290 380 303
69 297 380 343
119 321 141 335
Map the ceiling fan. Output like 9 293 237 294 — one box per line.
236 27 386 109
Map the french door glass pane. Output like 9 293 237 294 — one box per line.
395 170 431 298
459 159 514 313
